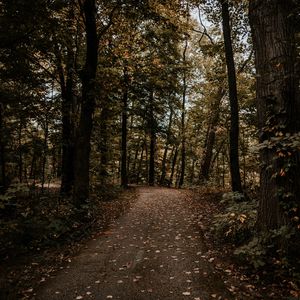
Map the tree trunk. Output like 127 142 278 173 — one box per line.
18 117 23 183
0 102 6 193
121 66 129 188
131 136 142 179
200 88 224 181
73 0 98 207
178 35 188 188
59 51 75 195
99 105 109 184
136 141 145 185
169 146 178 187
148 92 155 186
41 116 49 193
55 4 77 195
189 157 196 185
160 108 173 185
220 0 242 193
249 0 300 230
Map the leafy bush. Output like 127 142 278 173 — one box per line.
211 192 257 244
234 226 300 274
0 183 29 209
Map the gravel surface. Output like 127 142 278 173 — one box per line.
35 187 233 300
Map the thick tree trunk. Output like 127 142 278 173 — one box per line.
73 0 98 207
121 66 129 188
59 53 75 195
249 0 300 230
56 5 77 195
220 0 242 193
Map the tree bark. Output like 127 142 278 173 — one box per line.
0 102 6 193
178 35 188 188
148 93 155 186
160 108 173 185
99 105 109 184
73 0 98 207
18 116 23 183
200 88 224 181
249 0 300 229
121 66 129 188
58 49 75 195
136 141 145 185
220 0 243 193
41 115 49 193
169 146 178 187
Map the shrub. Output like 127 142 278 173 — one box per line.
234 225 300 275
211 192 257 244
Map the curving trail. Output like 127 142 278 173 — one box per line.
36 187 233 300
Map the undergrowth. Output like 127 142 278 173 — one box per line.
211 191 300 289
0 183 129 260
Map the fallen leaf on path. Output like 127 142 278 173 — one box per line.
183 291 191 295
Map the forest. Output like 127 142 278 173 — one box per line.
1 0 300 299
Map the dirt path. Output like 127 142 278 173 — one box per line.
35 187 233 300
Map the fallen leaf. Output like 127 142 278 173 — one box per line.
183 292 191 295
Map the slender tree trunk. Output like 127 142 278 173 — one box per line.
149 130 155 186
52 147 57 179
222 150 225 188
99 105 109 184
18 117 23 183
121 66 129 188
169 146 178 187
160 108 173 185
131 136 141 178
200 88 224 181
41 116 49 193
179 36 188 188
73 0 98 207
148 92 155 186
160 147 169 186
136 141 145 185
0 102 6 193
211 138 226 168
30 151 36 178
249 0 300 230
220 0 242 193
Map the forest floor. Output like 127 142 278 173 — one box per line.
1 186 294 299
